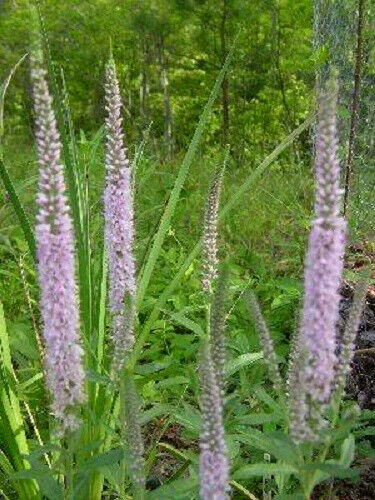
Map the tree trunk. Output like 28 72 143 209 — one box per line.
343 0 365 216
272 0 300 161
272 1 290 122
158 37 173 159
220 0 229 145
139 39 150 125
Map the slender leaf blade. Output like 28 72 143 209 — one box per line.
136 39 237 308
0 160 36 259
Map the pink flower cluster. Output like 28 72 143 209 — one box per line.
104 58 136 372
290 81 346 441
31 50 85 432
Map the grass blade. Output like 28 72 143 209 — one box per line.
0 55 35 259
0 301 39 498
220 113 315 219
0 54 28 138
0 159 36 259
136 38 238 309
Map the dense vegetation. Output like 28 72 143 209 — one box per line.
0 1 374 499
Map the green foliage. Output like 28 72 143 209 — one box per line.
0 1 373 499
0 159 35 259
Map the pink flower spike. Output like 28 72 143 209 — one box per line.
104 57 136 373
31 41 85 433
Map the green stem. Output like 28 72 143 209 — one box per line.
119 378 127 500
206 295 211 340
64 435 74 500
303 397 342 498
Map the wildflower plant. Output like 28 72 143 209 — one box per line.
245 290 282 391
104 54 145 497
289 76 346 441
104 55 137 374
199 160 229 499
30 16 85 433
0 10 370 500
239 76 370 499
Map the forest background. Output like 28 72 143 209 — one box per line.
1 0 374 318
0 1 375 498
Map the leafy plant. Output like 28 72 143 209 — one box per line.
0 5 372 500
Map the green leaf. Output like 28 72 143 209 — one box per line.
12 468 61 500
227 435 241 460
97 463 122 488
135 361 171 375
236 431 297 463
147 478 198 499
235 412 283 426
225 352 263 376
359 410 375 421
354 426 375 438
173 403 201 434
0 449 14 477
167 311 205 337
13 466 63 500
80 448 128 472
18 372 43 392
233 463 298 480
85 369 112 386
157 376 190 389
340 434 355 467
300 462 358 481
8 322 39 361
140 404 173 425
11 468 49 480
254 387 284 414
276 494 305 500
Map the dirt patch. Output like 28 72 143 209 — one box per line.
339 281 375 410
313 459 375 499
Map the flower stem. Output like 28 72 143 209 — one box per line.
64 435 74 500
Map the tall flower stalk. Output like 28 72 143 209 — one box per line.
121 373 145 496
104 56 145 497
199 159 229 499
246 291 282 391
210 266 229 396
335 274 368 398
104 56 136 373
289 77 346 442
31 27 85 432
202 163 225 293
